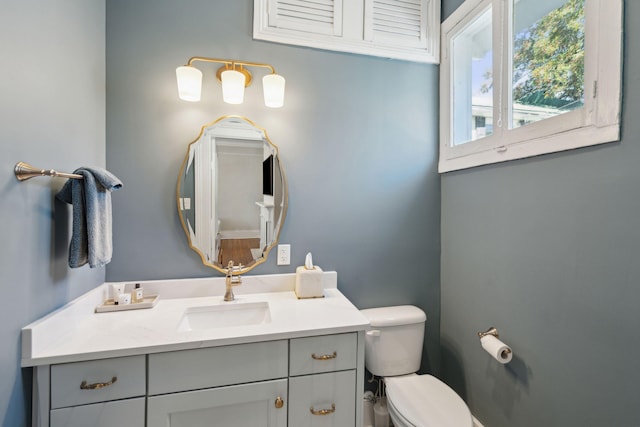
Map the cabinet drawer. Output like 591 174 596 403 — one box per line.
290 333 357 376
50 397 145 427
50 355 145 409
289 370 357 426
148 340 288 395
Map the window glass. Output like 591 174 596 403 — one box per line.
440 0 621 173
452 7 493 146
511 0 585 129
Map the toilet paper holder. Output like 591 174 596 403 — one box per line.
477 327 512 356
477 326 500 339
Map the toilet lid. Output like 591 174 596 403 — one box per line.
385 375 473 427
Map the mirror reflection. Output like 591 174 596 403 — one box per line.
177 116 287 274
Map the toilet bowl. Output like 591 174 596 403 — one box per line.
361 306 473 427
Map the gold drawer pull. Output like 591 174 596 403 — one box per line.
310 404 336 416
311 351 337 360
80 376 117 390
275 396 284 409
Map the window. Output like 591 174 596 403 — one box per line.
439 0 623 173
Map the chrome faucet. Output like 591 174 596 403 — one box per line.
224 260 242 301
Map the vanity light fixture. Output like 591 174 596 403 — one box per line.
176 57 285 108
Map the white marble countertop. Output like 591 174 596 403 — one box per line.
22 272 370 367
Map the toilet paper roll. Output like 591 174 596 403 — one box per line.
481 334 513 364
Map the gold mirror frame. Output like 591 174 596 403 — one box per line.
176 115 288 275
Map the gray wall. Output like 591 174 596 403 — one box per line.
0 1 106 425
440 0 640 425
105 0 442 375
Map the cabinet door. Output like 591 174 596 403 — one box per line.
147 379 287 427
50 397 144 427
289 370 356 426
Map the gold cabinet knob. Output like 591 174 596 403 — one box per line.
275 396 284 409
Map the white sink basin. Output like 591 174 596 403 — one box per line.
177 301 271 332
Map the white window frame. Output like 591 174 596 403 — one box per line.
439 0 623 173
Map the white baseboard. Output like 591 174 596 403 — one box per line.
219 230 259 239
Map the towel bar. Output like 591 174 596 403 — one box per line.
14 162 83 181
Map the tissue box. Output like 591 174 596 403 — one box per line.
295 265 324 299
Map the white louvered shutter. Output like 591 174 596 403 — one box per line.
364 0 428 48
254 0 440 63
268 0 343 36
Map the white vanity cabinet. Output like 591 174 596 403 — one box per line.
36 334 363 427
23 276 370 427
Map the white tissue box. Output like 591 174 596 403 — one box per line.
295 265 324 299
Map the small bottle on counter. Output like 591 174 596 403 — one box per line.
117 293 131 305
131 283 144 303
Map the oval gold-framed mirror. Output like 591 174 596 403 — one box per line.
176 115 288 275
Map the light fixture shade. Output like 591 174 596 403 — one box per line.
176 66 203 102
262 74 286 108
221 70 246 104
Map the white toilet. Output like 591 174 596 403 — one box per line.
361 305 473 427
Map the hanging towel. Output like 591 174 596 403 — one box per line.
56 167 123 268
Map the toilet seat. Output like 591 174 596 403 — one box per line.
386 396 416 427
384 374 473 427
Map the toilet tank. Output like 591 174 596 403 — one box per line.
360 305 426 377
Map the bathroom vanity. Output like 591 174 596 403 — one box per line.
22 272 369 427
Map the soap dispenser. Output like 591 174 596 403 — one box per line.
131 283 144 303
